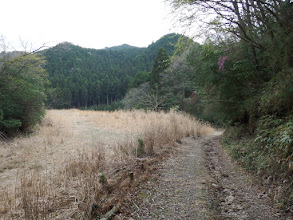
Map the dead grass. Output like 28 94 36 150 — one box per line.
0 109 213 219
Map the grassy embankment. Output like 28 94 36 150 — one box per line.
222 114 293 212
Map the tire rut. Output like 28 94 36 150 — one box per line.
130 132 289 219
204 134 287 219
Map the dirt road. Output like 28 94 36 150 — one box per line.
130 131 289 219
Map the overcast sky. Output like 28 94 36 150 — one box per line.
1 0 181 51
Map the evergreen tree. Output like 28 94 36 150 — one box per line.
150 48 170 91
128 71 150 89
0 53 47 135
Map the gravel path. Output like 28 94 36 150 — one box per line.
130 132 289 219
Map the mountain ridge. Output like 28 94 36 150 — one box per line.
104 44 140 50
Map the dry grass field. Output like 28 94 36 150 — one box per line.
0 109 213 219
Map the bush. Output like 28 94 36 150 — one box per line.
135 138 145 157
0 53 47 135
258 69 293 116
255 115 293 175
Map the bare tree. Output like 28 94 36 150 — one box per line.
122 83 150 109
166 0 293 68
167 0 291 46
145 85 166 112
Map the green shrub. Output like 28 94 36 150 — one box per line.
0 53 47 135
136 138 145 157
258 69 293 116
256 115 293 175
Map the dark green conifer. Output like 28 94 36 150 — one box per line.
150 48 170 91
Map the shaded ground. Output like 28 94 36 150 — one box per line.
130 131 289 219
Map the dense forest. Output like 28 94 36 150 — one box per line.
41 33 181 108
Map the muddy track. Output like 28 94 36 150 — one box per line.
129 132 289 219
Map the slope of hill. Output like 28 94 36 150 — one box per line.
41 33 181 108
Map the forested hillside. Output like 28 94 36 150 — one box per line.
41 33 181 108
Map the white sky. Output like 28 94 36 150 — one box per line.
1 0 181 51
